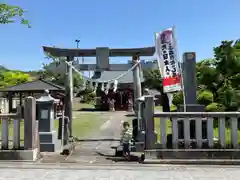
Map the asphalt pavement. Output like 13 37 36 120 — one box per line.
0 163 239 179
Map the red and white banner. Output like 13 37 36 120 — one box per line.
155 28 182 93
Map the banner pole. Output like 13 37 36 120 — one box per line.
172 25 186 112
155 31 173 110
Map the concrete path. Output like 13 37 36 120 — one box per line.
0 163 239 179
67 111 129 164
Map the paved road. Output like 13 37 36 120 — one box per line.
0 163 239 179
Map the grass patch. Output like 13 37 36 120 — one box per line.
72 103 95 111
155 106 162 111
54 113 108 138
0 120 24 140
72 113 108 138
72 98 95 111
154 105 177 112
0 112 107 143
154 118 240 144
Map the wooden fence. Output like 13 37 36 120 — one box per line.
154 112 240 149
140 95 240 150
0 97 39 151
0 98 20 113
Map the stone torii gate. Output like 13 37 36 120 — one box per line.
43 46 157 136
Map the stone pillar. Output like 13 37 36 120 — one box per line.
183 52 197 105
132 55 142 131
65 56 73 137
132 55 142 105
24 97 37 150
143 96 155 149
139 101 145 131
178 52 205 139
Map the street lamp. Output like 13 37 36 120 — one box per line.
75 39 80 48
74 39 85 71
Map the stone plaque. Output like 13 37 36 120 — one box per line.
41 110 48 119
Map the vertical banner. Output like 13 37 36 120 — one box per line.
155 28 182 93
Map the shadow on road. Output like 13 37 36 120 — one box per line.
74 138 121 142
96 152 141 162
124 114 135 117
76 108 103 112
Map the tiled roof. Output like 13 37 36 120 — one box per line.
0 79 65 92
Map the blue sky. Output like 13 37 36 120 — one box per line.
0 0 239 71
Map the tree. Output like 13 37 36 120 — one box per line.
191 40 240 111
212 40 240 111
0 3 30 27
43 55 84 93
142 69 162 91
143 69 170 112
197 90 214 106
145 40 240 112
0 71 30 87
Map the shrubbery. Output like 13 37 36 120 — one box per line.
197 90 214 106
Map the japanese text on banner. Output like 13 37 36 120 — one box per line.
155 28 182 93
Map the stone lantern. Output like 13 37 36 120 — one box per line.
36 89 60 152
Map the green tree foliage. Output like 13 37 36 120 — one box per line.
144 40 240 112
42 61 84 93
142 69 162 91
172 92 184 107
210 41 240 111
0 71 30 87
197 90 214 106
0 3 30 27
205 102 224 112
43 52 84 93
143 69 171 111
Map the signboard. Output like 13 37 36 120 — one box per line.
155 28 182 93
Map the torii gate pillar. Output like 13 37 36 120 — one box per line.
65 56 74 137
132 55 142 131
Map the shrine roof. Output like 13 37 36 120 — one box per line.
92 71 144 84
43 46 155 57
0 79 65 92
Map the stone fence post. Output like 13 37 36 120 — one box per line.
24 97 39 150
144 96 155 150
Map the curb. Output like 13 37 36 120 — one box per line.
143 159 240 165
